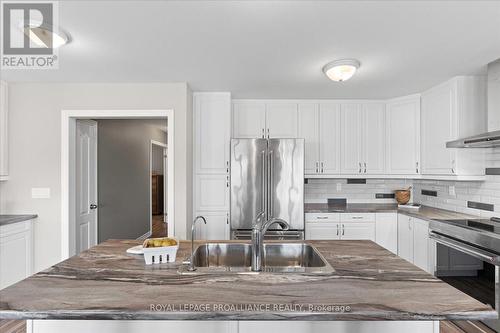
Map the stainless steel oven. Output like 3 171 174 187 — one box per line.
430 218 500 332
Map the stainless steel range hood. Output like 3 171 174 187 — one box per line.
447 59 500 148
446 130 500 148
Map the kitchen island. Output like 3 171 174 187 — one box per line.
0 239 495 332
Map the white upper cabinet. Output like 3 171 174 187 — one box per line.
0 81 8 181
194 93 231 174
362 103 386 174
266 103 298 138
298 103 320 174
386 95 421 175
421 76 486 176
298 102 341 175
319 103 341 175
232 101 298 139
340 104 362 174
232 101 266 138
341 103 386 175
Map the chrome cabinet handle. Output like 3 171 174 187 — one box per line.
416 161 419 174
342 224 345 236
336 224 339 236
316 216 329 220
90 204 98 210
358 162 362 173
261 128 265 138
352 216 363 219
226 160 229 173
226 212 229 225
261 150 266 214
364 162 367 173
315 161 319 174
267 128 270 139
321 162 324 173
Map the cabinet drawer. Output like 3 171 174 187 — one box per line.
305 222 340 240
341 213 375 222
305 213 340 222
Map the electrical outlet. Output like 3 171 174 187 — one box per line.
449 185 456 196
32 187 51 199
336 183 342 192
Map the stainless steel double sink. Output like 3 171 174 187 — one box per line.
178 243 335 275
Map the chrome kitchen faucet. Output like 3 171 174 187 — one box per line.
251 213 290 272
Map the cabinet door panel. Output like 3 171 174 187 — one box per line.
195 175 229 211
232 102 266 138
362 103 386 174
397 214 413 262
375 213 398 254
195 212 230 240
412 218 430 273
0 223 32 289
386 97 420 174
0 81 8 178
305 223 339 240
340 104 362 174
421 84 455 174
298 103 320 174
319 103 341 174
340 222 375 240
194 93 231 174
266 103 298 138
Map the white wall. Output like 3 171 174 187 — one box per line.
0 83 192 272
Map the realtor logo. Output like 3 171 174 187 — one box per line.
1 1 60 69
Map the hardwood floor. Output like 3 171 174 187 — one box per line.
441 321 496 333
0 320 26 333
151 214 168 237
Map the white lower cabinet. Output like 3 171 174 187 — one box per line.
305 213 375 241
397 214 434 274
375 213 398 254
0 220 34 289
194 211 230 240
31 320 439 333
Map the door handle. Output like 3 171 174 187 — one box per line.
90 204 98 210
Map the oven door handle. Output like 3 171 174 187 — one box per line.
429 232 500 266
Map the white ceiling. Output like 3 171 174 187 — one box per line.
2 1 500 99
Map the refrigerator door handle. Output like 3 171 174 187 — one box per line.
261 150 267 216
268 149 274 218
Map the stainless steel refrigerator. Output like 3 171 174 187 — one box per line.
230 138 304 240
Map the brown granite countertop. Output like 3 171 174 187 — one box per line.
0 239 495 321
305 203 478 222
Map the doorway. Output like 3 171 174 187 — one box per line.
61 110 175 259
150 140 168 237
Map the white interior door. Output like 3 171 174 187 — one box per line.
76 120 98 254
163 147 168 223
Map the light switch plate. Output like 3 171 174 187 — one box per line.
448 185 456 196
336 183 342 192
32 187 51 199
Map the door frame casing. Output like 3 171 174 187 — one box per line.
61 110 175 260
150 140 168 234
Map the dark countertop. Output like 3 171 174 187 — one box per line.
0 215 38 226
0 239 495 321
305 203 478 221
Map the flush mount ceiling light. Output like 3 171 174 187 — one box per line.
322 59 361 82
20 21 70 48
